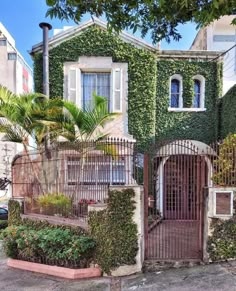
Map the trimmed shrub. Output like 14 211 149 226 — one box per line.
207 218 236 261
1 225 95 268
8 200 22 226
88 188 138 274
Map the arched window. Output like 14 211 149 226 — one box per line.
171 79 180 108
193 79 201 108
192 75 205 109
169 75 182 109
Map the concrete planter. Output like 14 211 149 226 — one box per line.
7 259 102 279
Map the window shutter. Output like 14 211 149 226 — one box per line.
68 68 81 107
112 68 122 112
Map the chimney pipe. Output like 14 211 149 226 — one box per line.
39 22 52 97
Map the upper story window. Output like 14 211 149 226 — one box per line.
82 72 111 111
193 80 201 108
8 52 17 60
192 75 205 109
0 39 7 46
168 74 206 112
169 74 183 109
171 79 180 108
65 57 125 114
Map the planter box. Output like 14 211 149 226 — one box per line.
7 259 101 280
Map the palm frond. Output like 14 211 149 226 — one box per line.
0 119 24 143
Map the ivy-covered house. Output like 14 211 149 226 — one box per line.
31 18 223 147
18 18 236 264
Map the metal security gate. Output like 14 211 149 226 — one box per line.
144 140 208 260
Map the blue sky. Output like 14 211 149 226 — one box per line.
0 0 198 69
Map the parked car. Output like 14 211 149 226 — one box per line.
0 207 8 220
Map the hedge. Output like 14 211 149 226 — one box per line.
88 188 138 274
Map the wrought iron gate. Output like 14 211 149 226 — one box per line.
144 140 208 260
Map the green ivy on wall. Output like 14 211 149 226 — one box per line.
155 60 222 144
33 25 222 148
34 26 156 148
219 85 236 138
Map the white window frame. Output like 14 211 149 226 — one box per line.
66 156 126 185
65 57 126 114
213 190 233 217
168 74 183 110
81 71 112 111
168 74 206 112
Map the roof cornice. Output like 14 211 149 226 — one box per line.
30 18 157 55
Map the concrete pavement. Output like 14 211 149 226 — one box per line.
1 241 236 291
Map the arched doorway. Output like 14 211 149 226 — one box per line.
145 140 215 260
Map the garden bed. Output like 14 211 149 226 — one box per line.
21 213 88 229
7 259 101 279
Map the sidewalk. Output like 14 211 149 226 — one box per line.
1 242 236 291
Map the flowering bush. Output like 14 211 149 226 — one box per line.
0 226 96 268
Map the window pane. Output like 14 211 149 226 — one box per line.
82 73 96 110
112 165 125 184
82 164 96 183
193 80 201 108
171 79 180 108
0 39 6 46
115 70 121 90
82 73 110 111
67 157 80 183
68 164 80 182
8 53 17 60
97 73 110 99
97 164 110 183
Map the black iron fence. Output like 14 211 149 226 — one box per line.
12 138 140 221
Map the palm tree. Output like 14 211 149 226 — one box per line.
0 86 64 193
58 94 117 195
61 93 115 143
0 87 117 197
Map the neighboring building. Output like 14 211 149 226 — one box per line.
0 23 33 197
190 15 236 95
0 22 33 94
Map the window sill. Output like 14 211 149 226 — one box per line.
168 107 206 112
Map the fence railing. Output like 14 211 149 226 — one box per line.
12 138 140 221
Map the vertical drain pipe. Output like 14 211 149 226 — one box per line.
39 22 52 97
39 22 52 161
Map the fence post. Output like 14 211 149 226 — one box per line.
143 153 149 260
